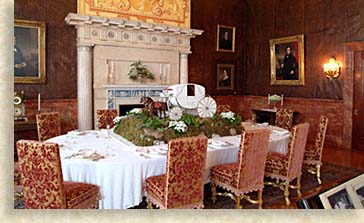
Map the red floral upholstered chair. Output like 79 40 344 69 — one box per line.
145 136 208 209
217 104 231 113
36 112 62 141
209 128 271 209
303 115 329 184
16 140 101 209
275 108 294 130
96 109 118 129
264 123 310 205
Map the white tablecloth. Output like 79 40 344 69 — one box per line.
47 127 289 209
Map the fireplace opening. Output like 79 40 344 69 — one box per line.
119 104 145 116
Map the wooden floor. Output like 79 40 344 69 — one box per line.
322 146 364 170
266 146 364 209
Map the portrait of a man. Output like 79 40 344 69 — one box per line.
216 64 234 90
14 19 46 84
270 34 304 85
276 44 299 80
217 25 235 52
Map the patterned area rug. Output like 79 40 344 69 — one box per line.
14 162 363 209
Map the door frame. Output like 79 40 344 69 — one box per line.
345 42 364 149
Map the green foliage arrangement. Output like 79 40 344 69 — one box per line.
113 110 243 146
128 60 154 82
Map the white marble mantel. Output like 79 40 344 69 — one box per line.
65 13 203 130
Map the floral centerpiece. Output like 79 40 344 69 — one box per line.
113 109 242 146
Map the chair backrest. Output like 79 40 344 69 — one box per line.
275 108 294 130
313 115 329 160
165 136 208 208
286 123 310 180
237 128 271 191
36 112 61 141
217 104 231 113
96 109 118 129
16 140 66 208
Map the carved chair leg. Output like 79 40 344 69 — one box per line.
211 183 217 203
284 181 290 206
316 164 322 185
296 176 302 197
236 195 241 209
147 200 153 209
258 189 263 209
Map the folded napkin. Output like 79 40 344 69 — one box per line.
67 130 87 136
208 139 233 147
255 122 269 127
64 149 105 161
135 146 167 156
272 129 290 135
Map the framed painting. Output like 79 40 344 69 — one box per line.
270 34 304 85
14 19 46 84
216 25 235 53
319 184 356 209
216 64 234 90
345 174 364 208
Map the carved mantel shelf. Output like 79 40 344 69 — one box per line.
65 13 203 53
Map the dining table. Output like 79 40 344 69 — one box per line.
46 124 290 209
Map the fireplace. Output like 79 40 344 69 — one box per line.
119 104 144 116
65 13 203 130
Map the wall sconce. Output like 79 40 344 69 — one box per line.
323 57 342 80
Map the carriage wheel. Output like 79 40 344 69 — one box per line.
169 107 183 120
197 97 217 118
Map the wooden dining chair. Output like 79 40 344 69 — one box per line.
145 136 208 209
275 108 294 130
209 128 271 209
16 140 101 209
303 115 329 184
36 112 62 141
96 109 118 129
264 123 310 205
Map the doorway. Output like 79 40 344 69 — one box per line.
352 50 364 149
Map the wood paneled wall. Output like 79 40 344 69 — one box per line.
243 0 364 99
14 0 77 99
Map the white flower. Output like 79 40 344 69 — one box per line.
220 111 236 122
168 120 188 133
129 108 142 114
113 116 122 124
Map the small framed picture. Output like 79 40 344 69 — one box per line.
216 25 235 52
319 184 356 209
345 174 364 208
14 19 46 84
270 34 304 85
216 64 234 90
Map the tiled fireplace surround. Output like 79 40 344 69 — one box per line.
24 14 355 150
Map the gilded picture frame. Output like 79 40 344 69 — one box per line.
14 19 46 84
216 63 234 90
270 34 304 85
217 25 235 53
